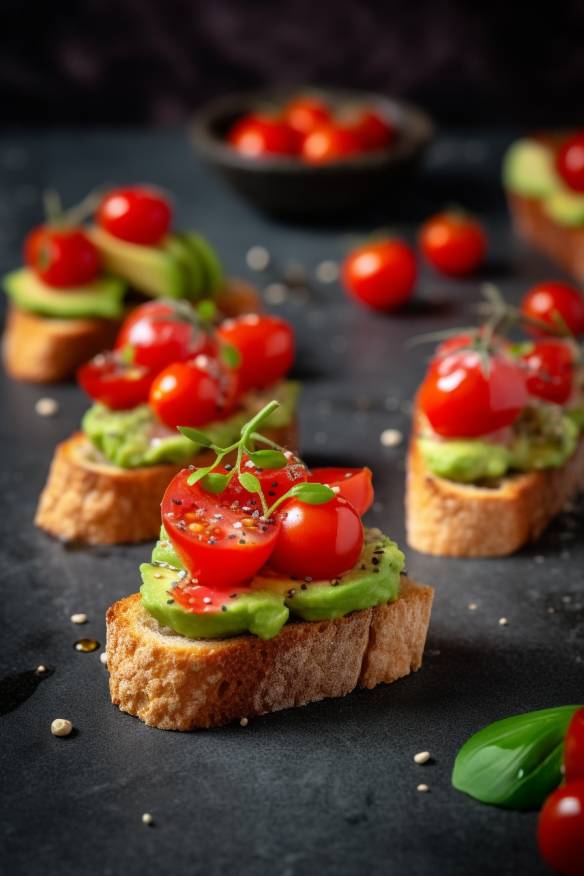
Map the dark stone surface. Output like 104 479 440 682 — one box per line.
0 129 583 876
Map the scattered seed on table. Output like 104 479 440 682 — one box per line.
417 784 429 793
141 813 154 826
414 751 431 765
70 613 87 624
35 398 58 417
380 428 403 447
246 246 270 271
468 603 478 611
315 260 339 283
100 652 108 665
240 717 249 727
264 283 287 304
35 664 47 674
499 617 509 626
51 718 73 737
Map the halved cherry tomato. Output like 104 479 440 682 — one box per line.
420 212 486 277
97 186 172 246
115 300 214 373
522 338 576 405
418 349 528 438
24 227 101 288
217 314 295 392
521 281 584 336
226 453 308 505
77 351 155 410
342 238 416 312
309 467 373 516
346 109 394 150
538 781 584 876
284 96 331 136
301 123 363 164
565 707 584 782
556 132 584 193
269 495 364 580
162 469 280 589
228 114 299 158
149 355 238 429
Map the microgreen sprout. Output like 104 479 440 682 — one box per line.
178 400 334 518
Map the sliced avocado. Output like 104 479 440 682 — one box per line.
544 190 584 227
566 406 584 431
502 139 560 199
163 234 205 299
140 563 289 640
88 226 187 299
253 529 404 622
510 415 578 471
3 268 125 319
181 232 224 295
419 437 511 483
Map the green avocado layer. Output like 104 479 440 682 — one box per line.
419 403 579 484
140 527 404 640
82 380 300 469
3 268 126 319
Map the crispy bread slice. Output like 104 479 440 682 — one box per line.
106 577 434 730
406 428 584 557
35 421 298 545
507 192 584 284
2 304 120 384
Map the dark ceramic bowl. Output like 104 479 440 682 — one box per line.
191 88 435 218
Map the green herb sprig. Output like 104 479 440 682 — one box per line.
178 400 334 517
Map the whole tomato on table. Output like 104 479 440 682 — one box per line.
419 211 486 277
342 238 417 311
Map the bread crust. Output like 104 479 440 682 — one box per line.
406 426 584 557
106 577 434 730
35 421 299 545
3 303 120 384
507 192 584 284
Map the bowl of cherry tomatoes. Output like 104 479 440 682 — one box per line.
191 89 434 217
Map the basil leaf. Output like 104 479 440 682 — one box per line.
247 449 287 470
178 426 213 447
196 299 217 323
187 466 213 486
238 472 261 494
220 342 241 370
452 705 582 810
201 472 230 494
289 483 335 505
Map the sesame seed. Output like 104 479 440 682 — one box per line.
35 397 59 417
417 784 429 793
35 664 47 674
380 429 403 447
233 521 243 529
246 245 270 271
51 718 73 737
141 813 154 826
154 573 162 579
315 260 339 283
414 751 431 764
70 613 87 624
100 652 108 665
468 603 478 611
499 617 509 626
240 717 249 727
331 485 341 493
203 597 212 605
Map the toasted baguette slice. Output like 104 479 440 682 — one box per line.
3 303 120 384
406 428 584 557
35 421 298 545
507 192 584 284
106 577 434 730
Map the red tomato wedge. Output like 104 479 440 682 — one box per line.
225 453 308 505
522 338 576 405
308 467 373 516
77 351 155 410
162 469 280 590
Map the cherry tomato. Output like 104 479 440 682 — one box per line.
308 467 373 516
225 453 308 505
556 132 584 193
162 469 280 589
346 109 394 150
24 226 101 288
538 781 584 876
420 212 486 277
521 281 584 336
149 356 238 429
97 186 172 246
284 96 331 136
418 349 528 438
77 351 155 410
228 114 299 158
342 239 417 312
565 707 584 783
269 495 364 580
217 314 295 392
522 339 576 405
115 300 213 373
301 123 363 164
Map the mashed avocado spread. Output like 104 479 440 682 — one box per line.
83 380 299 468
419 402 580 484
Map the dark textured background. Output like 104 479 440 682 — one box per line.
1 129 583 875
1 0 583 127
